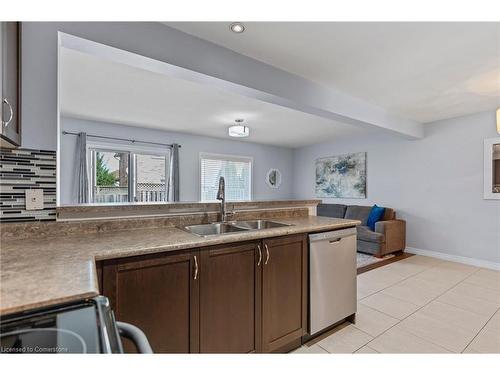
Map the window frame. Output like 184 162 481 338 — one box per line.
86 139 171 203
199 152 253 202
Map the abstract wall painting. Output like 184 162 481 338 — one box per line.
315 152 366 198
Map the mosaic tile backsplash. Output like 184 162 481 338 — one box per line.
0 148 57 222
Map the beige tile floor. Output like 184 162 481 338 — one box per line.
293 255 500 354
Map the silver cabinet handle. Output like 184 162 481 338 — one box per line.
257 244 262 266
193 255 198 280
2 98 13 128
264 244 270 265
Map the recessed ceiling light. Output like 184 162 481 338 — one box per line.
229 22 245 34
228 119 249 137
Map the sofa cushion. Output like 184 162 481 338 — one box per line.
357 226 385 243
344 205 372 226
367 205 385 231
317 203 347 218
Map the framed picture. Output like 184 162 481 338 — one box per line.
315 152 366 198
484 137 500 200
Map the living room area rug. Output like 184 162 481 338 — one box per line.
356 252 395 269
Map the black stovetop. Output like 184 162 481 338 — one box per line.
0 296 122 354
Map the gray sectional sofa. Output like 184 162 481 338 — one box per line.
317 204 406 257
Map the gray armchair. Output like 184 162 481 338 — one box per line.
317 204 407 257
374 219 406 257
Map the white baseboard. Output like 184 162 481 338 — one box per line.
405 247 500 271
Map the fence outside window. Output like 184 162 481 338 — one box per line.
94 183 167 203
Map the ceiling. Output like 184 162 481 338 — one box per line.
167 22 500 123
60 48 374 148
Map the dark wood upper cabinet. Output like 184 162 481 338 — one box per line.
262 234 308 352
1 22 21 148
102 250 200 353
199 241 262 353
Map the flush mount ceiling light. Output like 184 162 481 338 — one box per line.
228 119 249 138
229 22 245 33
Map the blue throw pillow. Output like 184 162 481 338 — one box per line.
367 205 385 231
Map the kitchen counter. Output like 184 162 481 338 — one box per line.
0 216 359 316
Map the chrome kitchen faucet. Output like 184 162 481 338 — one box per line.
216 176 227 222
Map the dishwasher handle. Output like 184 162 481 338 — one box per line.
116 321 153 353
328 238 342 244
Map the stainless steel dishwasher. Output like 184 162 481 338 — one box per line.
309 227 357 335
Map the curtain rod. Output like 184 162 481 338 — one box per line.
61 131 181 148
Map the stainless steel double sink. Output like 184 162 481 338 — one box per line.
183 220 292 237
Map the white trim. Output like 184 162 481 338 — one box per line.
199 151 254 164
199 152 253 201
483 137 500 200
56 32 63 207
406 247 500 271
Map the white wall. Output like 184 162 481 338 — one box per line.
60 117 294 204
292 111 500 264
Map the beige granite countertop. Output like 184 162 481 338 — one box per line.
0 216 359 316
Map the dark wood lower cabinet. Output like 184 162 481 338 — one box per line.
199 242 261 353
262 234 308 352
102 234 308 353
103 250 200 353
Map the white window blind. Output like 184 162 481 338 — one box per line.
200 153 252 201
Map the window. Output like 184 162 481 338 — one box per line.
88 142 170 203
134 153 169 202
91 149 130 203
200 153 252 201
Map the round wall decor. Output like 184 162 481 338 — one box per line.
266 168 282 189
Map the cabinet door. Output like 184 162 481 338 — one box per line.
199 242 262 353
262 234 307 352
1 22 21 147
103 250 200 353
